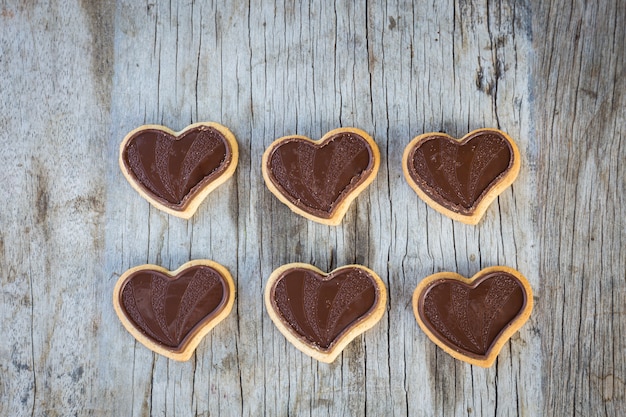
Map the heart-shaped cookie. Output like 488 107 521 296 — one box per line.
412 266 533 367
113 260 235 361
402 128 520 224
265 263 387 363
119 122 238 219
262 128 380 225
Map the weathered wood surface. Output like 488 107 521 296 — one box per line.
0 0 623 416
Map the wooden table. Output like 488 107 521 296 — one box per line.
1 1 624 415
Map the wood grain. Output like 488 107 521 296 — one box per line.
0 0 623 416
534 0 626 415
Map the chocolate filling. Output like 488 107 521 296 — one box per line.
121 126 232 210
266 132 375 218
417 272 527 359
119 266 230 350
407 131 514 215
270 267 379 350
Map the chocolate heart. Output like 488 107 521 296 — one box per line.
413 267 533 367
265 264 386 362
113 261 234 361
403 129 519 224
262 128 379 225
119 123 237 218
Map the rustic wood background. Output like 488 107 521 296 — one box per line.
1 0 624 416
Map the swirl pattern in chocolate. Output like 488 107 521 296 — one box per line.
121 126 232 210
270 266 379 350
119 265 229 350
417 272 526 358
406 131 514 215
265 132 375 219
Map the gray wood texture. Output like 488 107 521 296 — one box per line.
0 0 623 415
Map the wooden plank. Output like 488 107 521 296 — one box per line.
0 1 113 415
534 0 626 415
0 0 623 416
